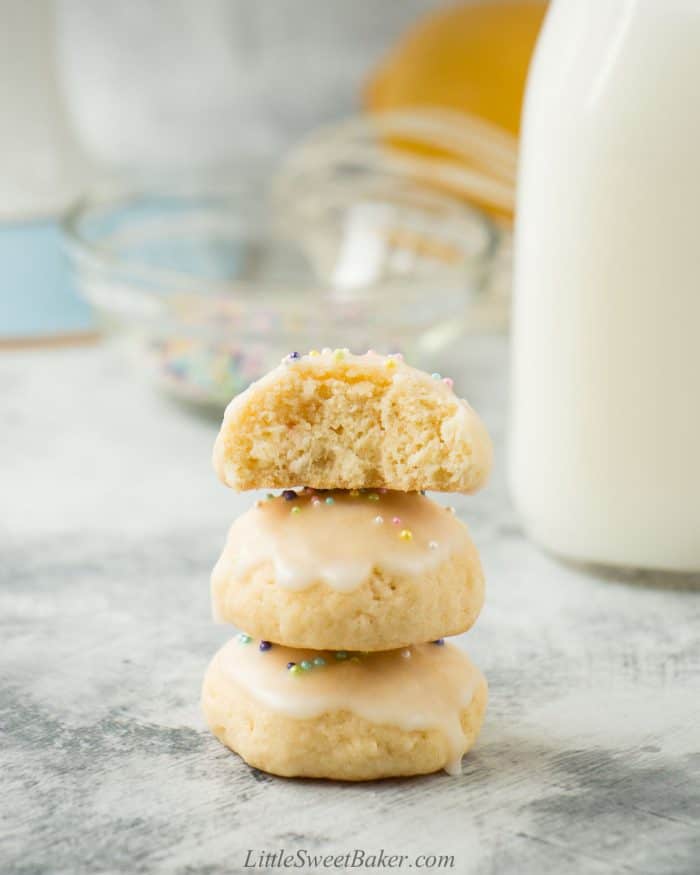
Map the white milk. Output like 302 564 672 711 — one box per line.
510 0 700 571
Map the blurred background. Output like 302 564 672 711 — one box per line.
0 0 546 410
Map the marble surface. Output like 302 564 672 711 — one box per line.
2 339 699 875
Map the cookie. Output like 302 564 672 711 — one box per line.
211 489 484 650
212 349 492 493
202 636 488 780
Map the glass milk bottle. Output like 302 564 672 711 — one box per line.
510 0 700 571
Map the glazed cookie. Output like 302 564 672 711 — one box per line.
211 489 484 651
213 349 492 493
202 635 488 780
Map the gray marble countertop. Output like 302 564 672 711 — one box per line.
2 339 699 875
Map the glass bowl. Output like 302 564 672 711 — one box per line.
62 179 497 410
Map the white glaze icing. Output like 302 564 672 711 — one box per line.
212 489 469 593
214 636 483 775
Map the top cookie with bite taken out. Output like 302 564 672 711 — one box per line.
213 349 492 493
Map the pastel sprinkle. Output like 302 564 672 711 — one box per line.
289 665 302 675
313 657 326 667
288 351 301 360
237 633 252 644
259 640 272 651
322 347 332 355
385 359 397 370
392 516 401 525
308 349 320 357
399 529 413 542
300 660 313 671
443 377 454 388
266 493 275 500
335 651 349 660
333 348 346 360
367 493 380 501
350 656 361 663
433 638 445 646
287 661 296 669
431 372 441 380
282 489 297 501
401 648 412 659
389 353 403 360
290 506 301 515
428 540 439 550
325 497 335 505
379 488 388 494
311 497 321 507
350 489 360 497
373 515 384 525
366 349 376 355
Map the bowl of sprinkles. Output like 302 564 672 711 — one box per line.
63 179 496 410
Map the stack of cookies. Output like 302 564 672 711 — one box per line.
202 349 492 780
